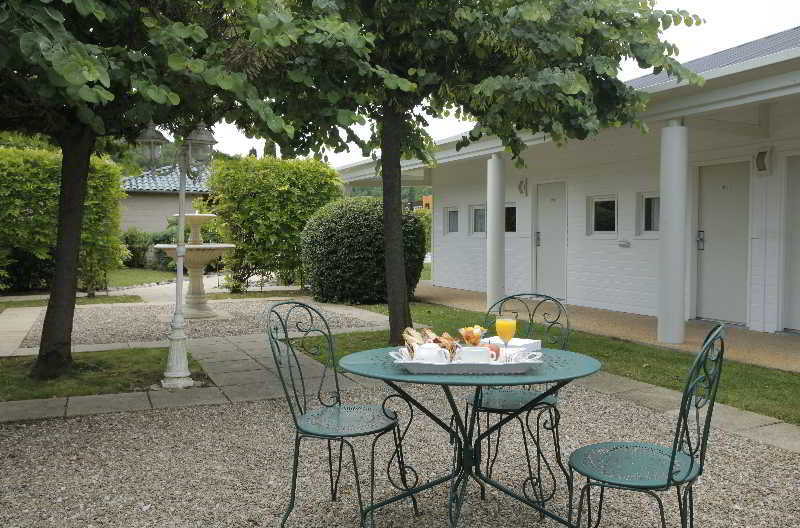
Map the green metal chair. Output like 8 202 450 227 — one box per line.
463 293 571 506
568 324 726 528
265 301 419 527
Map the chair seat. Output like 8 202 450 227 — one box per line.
297 404 396 438
569 441 701 489
471 388 557 413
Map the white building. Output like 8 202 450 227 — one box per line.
339 27 800 344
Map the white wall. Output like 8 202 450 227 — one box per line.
429 95 800 329
120 193 201 233
432 159 532 295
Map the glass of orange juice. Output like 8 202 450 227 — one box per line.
495 313 517 361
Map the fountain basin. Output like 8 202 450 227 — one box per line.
155 242 235 319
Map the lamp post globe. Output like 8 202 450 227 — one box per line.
135 121 167 172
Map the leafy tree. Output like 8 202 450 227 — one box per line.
308 0 703 344
0 1 374 378
207 156 342 291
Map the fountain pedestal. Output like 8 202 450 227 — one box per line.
155 214 235 320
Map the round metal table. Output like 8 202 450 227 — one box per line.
339 347 601 527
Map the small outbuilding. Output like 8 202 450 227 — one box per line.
120 165 209 233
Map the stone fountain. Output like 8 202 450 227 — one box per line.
154 213 235 319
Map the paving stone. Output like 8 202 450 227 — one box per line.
619 385 683 412
200 358 263 374
207 369 270 387
128 340 170 349
66 392 151 417
662 402 781 433
0 398 66 422
71 343 131 352
738 422 800 453
188 346 250 361
572 371 654 395
222 382 284 403
149 387 229 409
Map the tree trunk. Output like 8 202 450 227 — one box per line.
31 125 95 379
380 107 413 345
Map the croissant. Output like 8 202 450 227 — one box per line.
402 327 424 359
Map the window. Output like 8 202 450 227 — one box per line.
505 206 517 233
636 192 660 236
587 195 617 236
445 208 459 234
471 206 486 234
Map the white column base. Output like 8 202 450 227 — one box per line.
162 314 193 389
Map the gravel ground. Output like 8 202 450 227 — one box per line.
1 384 797 528
20 300 384 347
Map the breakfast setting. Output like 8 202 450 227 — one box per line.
389 315 544 375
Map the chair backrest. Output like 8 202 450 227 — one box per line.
667 323 725 485
265 301 340 428
484 293 570 350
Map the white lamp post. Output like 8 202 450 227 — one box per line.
136 122 217 388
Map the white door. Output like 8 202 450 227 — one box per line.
697 162 750 323
785 156 800 330
536 182 566 299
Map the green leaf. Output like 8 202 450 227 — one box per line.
167 53 187 71
78 84 100 103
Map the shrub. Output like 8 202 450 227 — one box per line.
0 147 126 292
301 197 425 304
414 208 432 253
122 228 152 268
208 157 341 293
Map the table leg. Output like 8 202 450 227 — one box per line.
361 381 463 523
472 380 576 527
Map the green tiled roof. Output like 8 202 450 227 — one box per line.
122 165 210 194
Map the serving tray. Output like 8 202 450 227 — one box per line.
390 348 543 375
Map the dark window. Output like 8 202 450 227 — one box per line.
473 207 486 233
644 196 660 231
505 206 517 233
593 200 616 232
447 209 459 233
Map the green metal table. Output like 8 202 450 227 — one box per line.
339 347 601 527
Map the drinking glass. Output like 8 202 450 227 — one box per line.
495 313 517 362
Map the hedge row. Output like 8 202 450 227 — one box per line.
0 147 125 292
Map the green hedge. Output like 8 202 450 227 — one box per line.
207 156 341 292
0 147 126 292
301 197 426 304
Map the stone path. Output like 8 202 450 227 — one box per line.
414 281 800 373
0 334 378 423
1 333 798 453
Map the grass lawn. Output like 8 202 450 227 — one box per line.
421 262 431 280
0 348 207 401
0 295 143 315
206 290 308 300
106 268 176 288
314 302 800 426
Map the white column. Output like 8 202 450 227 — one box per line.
342 183 353 197
658 119 689 343
486 153 506 310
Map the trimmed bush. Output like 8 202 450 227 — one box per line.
0 147 126 292
208 157 341 292
122 228 152 268
301 197 426 304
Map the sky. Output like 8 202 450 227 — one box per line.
211 1 800 168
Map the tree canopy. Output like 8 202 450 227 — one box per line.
303 0 704 344
0 0 380 377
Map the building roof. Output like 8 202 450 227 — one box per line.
122 165 210 194
628 25 800 90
